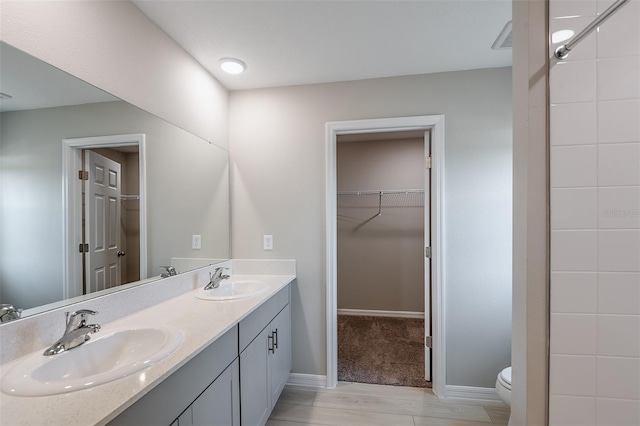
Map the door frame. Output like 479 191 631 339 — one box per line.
325 115 445 396
62 134 147 299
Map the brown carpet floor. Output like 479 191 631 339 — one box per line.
338 315 430 388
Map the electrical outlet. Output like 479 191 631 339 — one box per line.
192 235 201 250
263 234 273 251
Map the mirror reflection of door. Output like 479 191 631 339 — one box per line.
82 148 140 294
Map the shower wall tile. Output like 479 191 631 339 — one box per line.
596 0 640 58
551 145 597 187
550 395 596 426
595 398 640 426
596 357 640 399
549 0 638 422
597 57 640 101
597 273 640 314
551 103 597 146
550 60 597 104
550 355 597 396
551 188 597 229
551 230 598 271
551 314 597 354
550 17 597 61
597 143 640 186
598 187 640 229
551 272 598 313
597 100 640 144
597 230 640 272
551 0 597 19
597 315 640 357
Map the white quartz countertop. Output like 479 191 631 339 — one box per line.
0 274 295 426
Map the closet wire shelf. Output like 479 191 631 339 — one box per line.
337 190 425 217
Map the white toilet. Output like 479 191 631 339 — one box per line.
496 366 512 424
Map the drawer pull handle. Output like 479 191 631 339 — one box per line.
273 328 279 349
268 334 275 354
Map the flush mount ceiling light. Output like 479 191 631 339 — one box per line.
220 58 246 75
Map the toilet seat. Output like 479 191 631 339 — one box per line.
498 367 511 391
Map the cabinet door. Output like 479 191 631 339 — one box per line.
240 326 271 426
191 359 240 426
269 304 291 407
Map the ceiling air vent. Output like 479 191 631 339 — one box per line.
492 21 513 50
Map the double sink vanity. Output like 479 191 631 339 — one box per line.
0 260 295 426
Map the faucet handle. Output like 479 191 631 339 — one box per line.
214 266 230 277
160 265 177 277
66 309 98 328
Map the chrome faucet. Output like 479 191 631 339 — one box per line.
160 265 177 278
0 304 22 323
43 309 101 356
204 267 230 290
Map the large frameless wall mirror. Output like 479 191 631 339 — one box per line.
0 42 230 318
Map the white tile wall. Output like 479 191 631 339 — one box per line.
595 398 640 426
550 395 596 426
597 273 640 314
551 103 597 146
550 0 640 423
551 272 598 313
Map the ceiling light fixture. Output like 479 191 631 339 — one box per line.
220 58 246 75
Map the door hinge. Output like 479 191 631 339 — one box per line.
78 243 89 253
425 156 432 169
78 170 88 180
425 246 432 258
425 336 432 348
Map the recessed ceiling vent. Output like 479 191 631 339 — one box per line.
492 21 513 50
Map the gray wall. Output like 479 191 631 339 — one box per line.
230 67 513 388
337 138 425 313
0 101 229 309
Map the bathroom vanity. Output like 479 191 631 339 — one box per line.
0 262 295 426
111 284 291 426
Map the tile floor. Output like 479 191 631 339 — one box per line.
267 382 510 426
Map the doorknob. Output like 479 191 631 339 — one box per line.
117 251 126 257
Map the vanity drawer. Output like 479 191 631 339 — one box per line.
238 284 289 352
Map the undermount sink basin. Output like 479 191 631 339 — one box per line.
1 325 183 396
195 279 268 301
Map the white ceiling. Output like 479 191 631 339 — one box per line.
133 0 513 91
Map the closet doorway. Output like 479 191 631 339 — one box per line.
336 130 429 387
326 115 445 394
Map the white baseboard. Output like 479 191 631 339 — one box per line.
286 373 327 389
337 309 424 319
439 385 506 406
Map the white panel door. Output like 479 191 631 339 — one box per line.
85 150 121 293
424 130 432 382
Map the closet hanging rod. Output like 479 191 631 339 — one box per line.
337 189 424 196
554 0 629 59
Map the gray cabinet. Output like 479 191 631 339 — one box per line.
177 359 240 426
240 302 291 426
269 304 290 401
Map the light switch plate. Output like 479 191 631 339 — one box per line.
192 235 201 250
263 234 273 250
